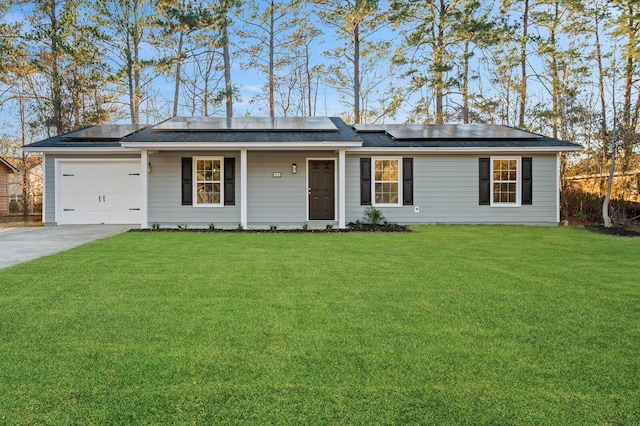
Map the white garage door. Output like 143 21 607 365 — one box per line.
58 160 142 225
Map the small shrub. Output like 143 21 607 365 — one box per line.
270 225 278 231
355 219 363 230
177 224 188 230
302 224 308 231
208 223 216 230
363 207 385 226
9 200 21 213
325 224 333 231
151 223 160 230
238 224 243 230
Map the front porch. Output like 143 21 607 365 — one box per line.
142 148 348 230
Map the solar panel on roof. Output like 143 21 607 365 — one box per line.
303 117 337 131
63 124 147 140
353 124 386 132
385 124 541 140
151 116 338 132
276 117 305 130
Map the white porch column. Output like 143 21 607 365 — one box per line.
241 149 248 229
141 149 149 229
556 152 561 223
338 148 346 229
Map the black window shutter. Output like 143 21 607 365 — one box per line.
522 157 533 205
360 158 372 205
479 158 490 205
403 158 414 205
224 157 235 206
181 157 193 206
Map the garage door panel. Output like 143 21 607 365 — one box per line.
58 160 142 225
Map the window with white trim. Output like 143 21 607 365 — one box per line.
373 158 402 206
194 156 223 206
491 157 520 206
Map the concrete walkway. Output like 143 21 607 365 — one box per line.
0 225 133 270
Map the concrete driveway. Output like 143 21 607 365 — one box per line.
0 225 133 269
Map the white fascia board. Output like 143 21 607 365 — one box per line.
22 147 139 154
0 157 18 173
119 141 362 150
347 146 582 155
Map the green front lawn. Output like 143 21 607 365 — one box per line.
0 226 638 424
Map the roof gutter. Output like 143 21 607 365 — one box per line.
120 141 363 150
0 157 18 173
22 147 139 154
347 146 582 154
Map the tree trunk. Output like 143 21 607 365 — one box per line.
518 0 528 129
49 0 64 134
269 0 275 118
603 128 616 228
220 0 233 118
354 21 361 124
595 11 607 148
462 40 470 124
306 46 312 116
434 0 445 124
173 31 184 118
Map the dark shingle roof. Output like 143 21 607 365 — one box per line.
122 117 361 143
25 126 129 148
23 118 581 151
358 131 580 149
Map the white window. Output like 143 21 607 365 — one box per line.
373 158 402 206
491 157 520 206
193 156 223 206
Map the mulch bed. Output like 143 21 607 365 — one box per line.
132 223 411 233
584 225 640 237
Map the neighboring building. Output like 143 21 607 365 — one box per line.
23 117 581 228
8 161 43 214
0 156 18 216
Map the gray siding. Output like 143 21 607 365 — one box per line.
43 151 560 227
44 155 55 223
148 151 240 226
247 151 336 226
346 154 559 225
148 150 338 228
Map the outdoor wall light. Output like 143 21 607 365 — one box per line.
292 163 297 174
148 162 151 174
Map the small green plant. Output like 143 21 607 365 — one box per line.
177 224 188 230
270 224 278 231
208 223 216 230
387 222 397 231
355 219 363 230
302 224 308 231
363 206 385 226
325 224 333 231
9 199 21 213
238 224 243 230
151 223 160 230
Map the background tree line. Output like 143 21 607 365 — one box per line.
1 0 639 223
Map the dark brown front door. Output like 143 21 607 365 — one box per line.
308 160 335 220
